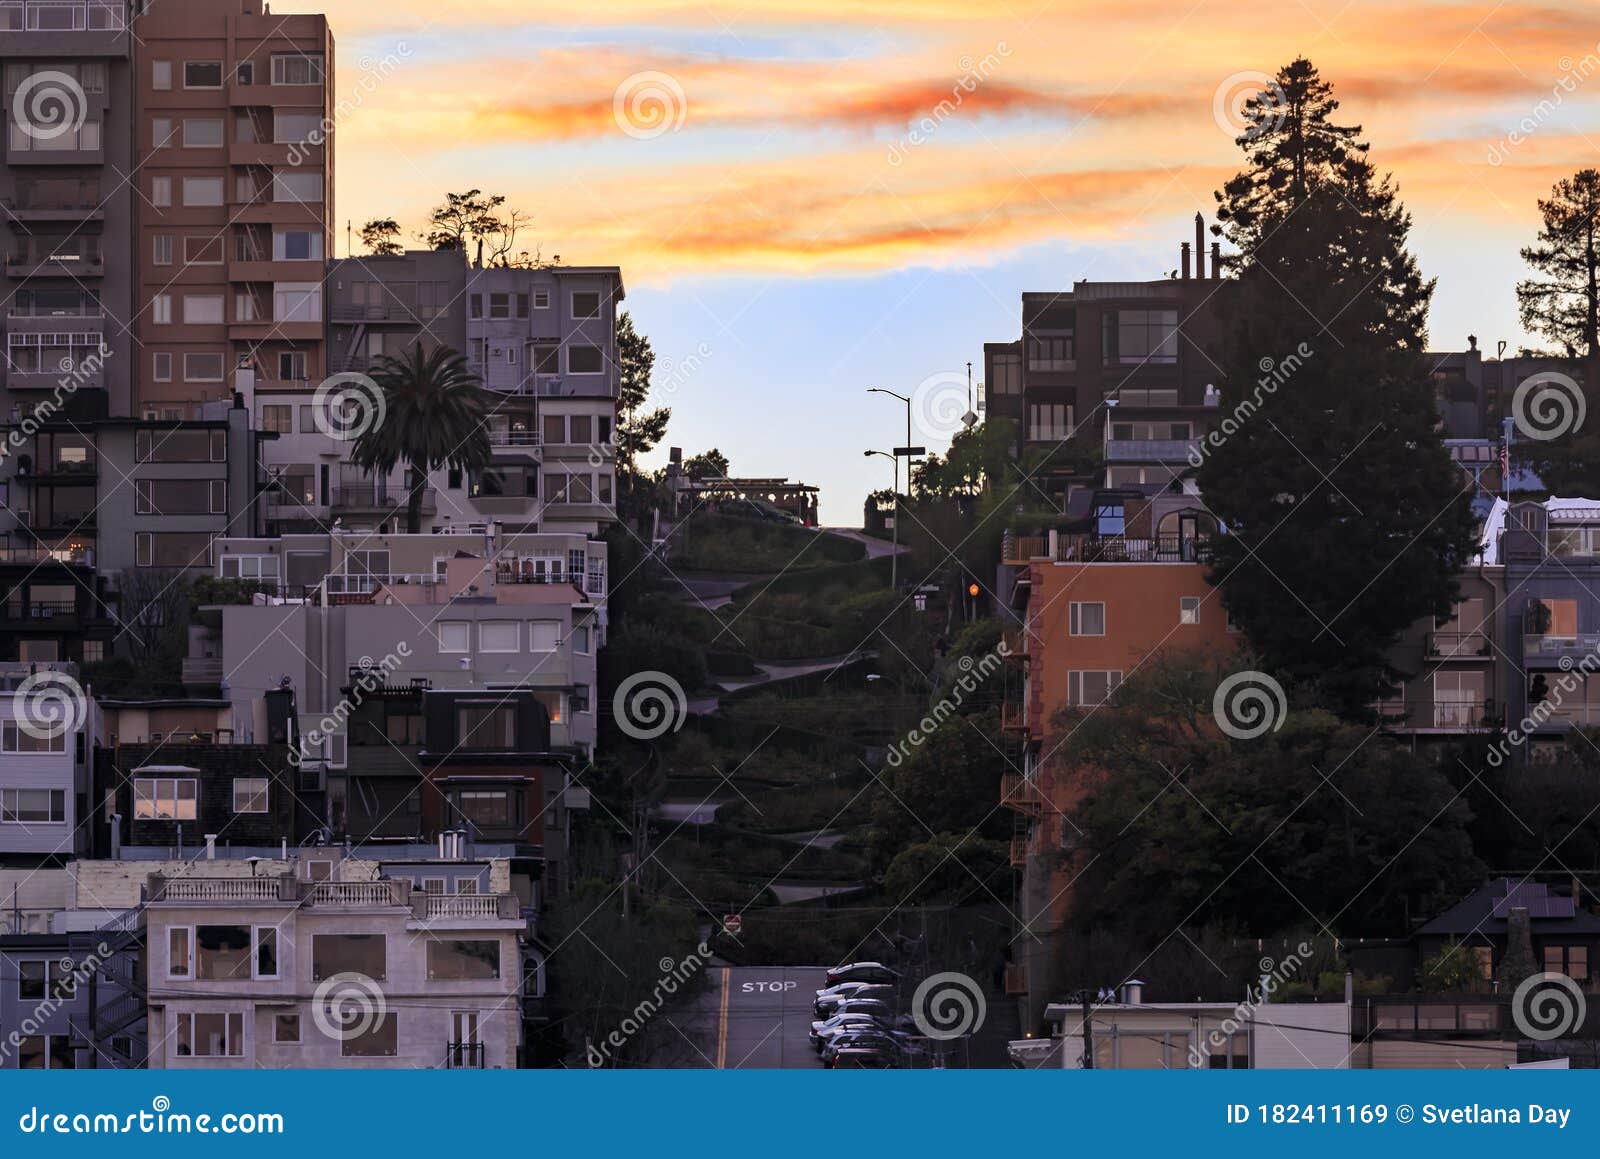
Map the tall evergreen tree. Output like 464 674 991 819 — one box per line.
1197 58 1477 714
1516 169 1600 358
614 312 671 514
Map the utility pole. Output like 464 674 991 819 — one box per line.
1066 989 1095 1068
868 388 922 593
864 449 898 589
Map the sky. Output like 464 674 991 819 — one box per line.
316 0 1600 524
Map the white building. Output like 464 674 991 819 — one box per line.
0 662 90 863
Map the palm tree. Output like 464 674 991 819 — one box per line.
350 344 491 533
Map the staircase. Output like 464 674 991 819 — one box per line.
66 904 148 1067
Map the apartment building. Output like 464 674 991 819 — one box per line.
0 661 92 866
984 215 1225 506
132 0 333 417
1376 570 1506 740
141 864 523 1068
999 506 1233 1028
0 546 114 662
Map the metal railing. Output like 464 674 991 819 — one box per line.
1000 773 1043 815
1428 631 1491 658
444 1042 485 1069
0 1 125 30
0 600 77 619
487 431 541 446
1525 634 1600 660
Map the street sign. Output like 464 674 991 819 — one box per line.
893 446 926 458
723 914 743 936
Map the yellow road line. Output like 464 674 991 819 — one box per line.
716 967 730 1069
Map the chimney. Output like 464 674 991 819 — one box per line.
1180 242 1192 280
204 834 217 860
1194 213 1205 279
1121 978 1144 1005
1211 242 1222 278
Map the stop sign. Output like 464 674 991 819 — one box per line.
723 914 743 936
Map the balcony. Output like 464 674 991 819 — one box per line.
180 656 223 688
331 304 422 324
1001 702 1028 735
1001 628 1028 661
488 431 542 448
0 600 77 623
6 250 103 278
1060 535 1211 563
1000 772 1043 815
444 1042 485 1069
1531 703 1600 730
1375 697 1497 731
149 876 295 904
1103 438 1201 463
1004 535 1050 565
2 188 104 221
0 545 93 566
332 485 436 515
420 893 520 921
6 364 105 392
0 1 127 37
1525 634 1600 665
1428 631 1491 659
1010 833 1029 868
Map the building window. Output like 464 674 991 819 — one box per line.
1 725 66 756
341 1016 397 1058
438 622 470 653
272 172 323 204
271 54 324 85
533 290 550 309
16 1036 74 1069
182 118 224 148
168 927 191 978
153 352 172 381
273 1014 300 1044
568 345 603 374
134 777 198 820
455 789 513 828
1 788 66 821
152 61 172 90
529 621 560 652
1068 670 1122 707
1543 945 1590 982
183 61 224 89
1179 596 1202 625
153 235 173 265
183 295 224 325
233 777 268 813
1069 602 1105 636
184 353 225 381
181 176 224 206
1103 309 1179 365
82 640 105 663
195 925 252 979
255 928 279 979
1026 333 1074 371
311 934 386 982
17 959 71 1001
260 405 292 433
427 940 501 981
457 704 515 749
151 294 172 324
571 291 601 318
1027 403 1072 441
572 625 590 654
151 176 172 206
176 1012 244 1058
479 621 521 653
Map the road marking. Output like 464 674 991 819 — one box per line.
716 967 730 1069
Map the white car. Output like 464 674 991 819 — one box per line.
809 1013 882 1050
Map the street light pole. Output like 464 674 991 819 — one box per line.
864 449 898 590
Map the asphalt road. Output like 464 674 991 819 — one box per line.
673 965 832 1069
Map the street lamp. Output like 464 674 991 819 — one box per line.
864 449 898 589
867 388 913 471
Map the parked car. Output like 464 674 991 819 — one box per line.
825 962 901 986
810 1013 883 1049
821 1029 907 1063
827 999 892 1020
815 985 894 1017
814 980 879 1001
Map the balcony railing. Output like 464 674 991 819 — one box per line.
488 431 541 447
1428 631 1491 659
1103 438 1201 463
1000 773 1043 815
8 304 103 318
0 600 77 619
331 485 436 513
1525 634 1600 661
1000 702 1027 734
1059 535 1212 563
1533 703 1600 729
422 893 519 920
1010 834 1029 867
309 880 404 907
150 877 293 904
0 546 94 565
444 1042 485 1069
1374 698 1497 730
0 1 126 29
